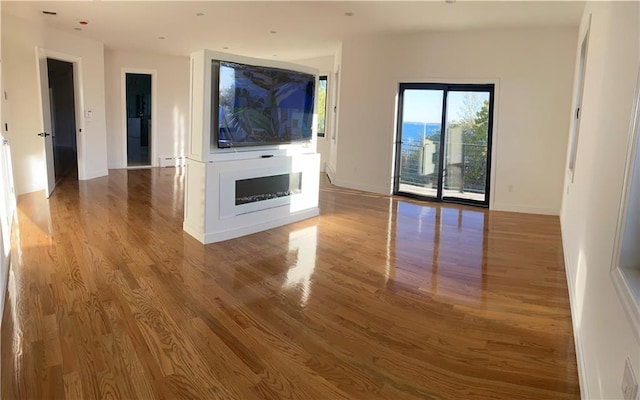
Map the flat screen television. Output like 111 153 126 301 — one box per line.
213 60 316 149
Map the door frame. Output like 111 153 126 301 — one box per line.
35 48 85 185
567 16 591 184
121 68 157 168
393 79 499 209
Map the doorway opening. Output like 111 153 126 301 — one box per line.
125 73 152 167
47 58 78 184
394 83 495 207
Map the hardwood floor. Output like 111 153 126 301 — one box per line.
1 168 579 399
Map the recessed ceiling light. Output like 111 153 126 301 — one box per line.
270 30 277 34
42 11 57 16
74 27 82 31
158 36 165 40
196 12 205 16
344 12 354 17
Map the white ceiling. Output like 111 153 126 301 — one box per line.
3 1 585 60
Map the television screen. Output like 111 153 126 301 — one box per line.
215 60 315 148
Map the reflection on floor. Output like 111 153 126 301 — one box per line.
2 169 579 399
398 182 486 201
53 145 78 184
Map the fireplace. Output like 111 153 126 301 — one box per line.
235 173 302 205
184 153 320 243
219 165 313 219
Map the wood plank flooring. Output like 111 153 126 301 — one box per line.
1 168 579 399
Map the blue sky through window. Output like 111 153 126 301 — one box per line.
402 89 489 124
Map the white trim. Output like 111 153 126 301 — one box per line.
183 221 206 243
186 209 319 244
610 65 640 341
332 67 340 142
330 179 390 195
121 68 158 167
612 267 640 343
83 168 109 180
560 228 591 400
325 162 336 183
38 49 86 181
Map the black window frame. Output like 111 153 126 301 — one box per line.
317 75 328 137
393 82 495 208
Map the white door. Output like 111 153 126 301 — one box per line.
36 49 56 197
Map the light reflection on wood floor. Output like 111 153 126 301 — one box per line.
1 168 579 399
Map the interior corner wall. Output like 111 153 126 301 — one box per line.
560 2 640 398
290 54 335 172
104 50 190 168
334 28 576 213
2 13 108 195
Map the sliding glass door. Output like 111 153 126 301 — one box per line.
394 83 494 207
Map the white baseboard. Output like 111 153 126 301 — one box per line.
560 225 590 400
492 202 560 216
80 168 109 181
108 163 126 169
183 221 206 243
611 267 640 343
159 156 186 168
325 163 336 183
185 208 319 244
330 179 390 195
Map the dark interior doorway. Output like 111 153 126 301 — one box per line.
126 73 152 167
47 58 78 183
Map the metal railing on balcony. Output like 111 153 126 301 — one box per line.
398 141 487 194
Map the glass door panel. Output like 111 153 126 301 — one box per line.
443 91 491 203
394 83 494 207
396 89 444 198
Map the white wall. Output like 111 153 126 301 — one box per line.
334 28 577 214
291 55 335 172
0 0 9 330
104 50 190 168
328 45 342 182
560 2 640 399
2 14 108 195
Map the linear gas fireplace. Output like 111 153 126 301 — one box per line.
235 173 302 205
218 163 319 219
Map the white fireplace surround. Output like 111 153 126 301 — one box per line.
183 50 321 244
183 153 320 244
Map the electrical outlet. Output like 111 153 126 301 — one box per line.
622 358 639 400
